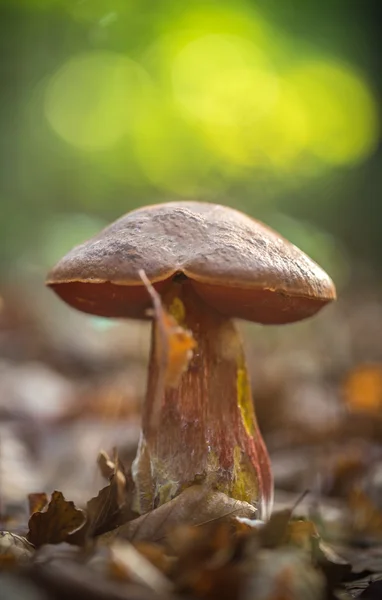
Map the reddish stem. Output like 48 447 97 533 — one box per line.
132 282 273 519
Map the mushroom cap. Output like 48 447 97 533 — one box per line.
46 201 336 324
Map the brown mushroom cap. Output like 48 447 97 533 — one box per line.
46 202 336 324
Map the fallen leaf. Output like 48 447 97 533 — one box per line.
109 541 174 593
27 491 85 548
169 521 235 567
169 521 243 600
85 455 136 538
86 480 124 538
259 491 311 550
286 519 318 552
99 485 256 544
349 488 382 539
97 450 116 480
313 539 351 589
31 542 167 600
259 509 292 549
133 541 173 575
343 364 382 414
284 518 351 589
28 493 49 517
0 531 34 566
244 547 326 600
139 269 196 389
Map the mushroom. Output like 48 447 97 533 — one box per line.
46 202 336 519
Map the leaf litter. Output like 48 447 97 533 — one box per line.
4 279 382 598
0 478 369 599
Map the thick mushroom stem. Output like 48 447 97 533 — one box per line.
132 281 273 519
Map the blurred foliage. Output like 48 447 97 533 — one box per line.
0 0 381 277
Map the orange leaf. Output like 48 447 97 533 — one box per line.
343 364 382 414
139 269 196 388
286 519 318 552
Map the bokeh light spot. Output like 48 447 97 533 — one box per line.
44 51 150 151
289 60 379 165
157 4 274 54
202 79 308 171
171 34 278 126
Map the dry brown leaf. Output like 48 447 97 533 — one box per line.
169 521 243 600
85 456 136 539
28 493 49 516
286 519 318 553
259 509 293 549
139 269 196 389
97 450 116 480
99 485 256 544
30 542 166 600
168 522 232 559
27 491 85 548
176 552 241 600
259 491 311 550
312 539 351 588
244 547 326 600
87 479 124 537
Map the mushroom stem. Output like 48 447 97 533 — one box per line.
132 282 273 518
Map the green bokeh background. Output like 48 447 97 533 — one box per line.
1 0 381 284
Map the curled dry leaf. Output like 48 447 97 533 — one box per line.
0 531 34 566
85 454 136 538
97 450 116 480
100 485 256 544
256 492 311 549
27 491 85 549
86 480 124 538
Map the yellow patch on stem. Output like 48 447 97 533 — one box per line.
236 366 256 436
230 446 258 504
168 296 186 324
